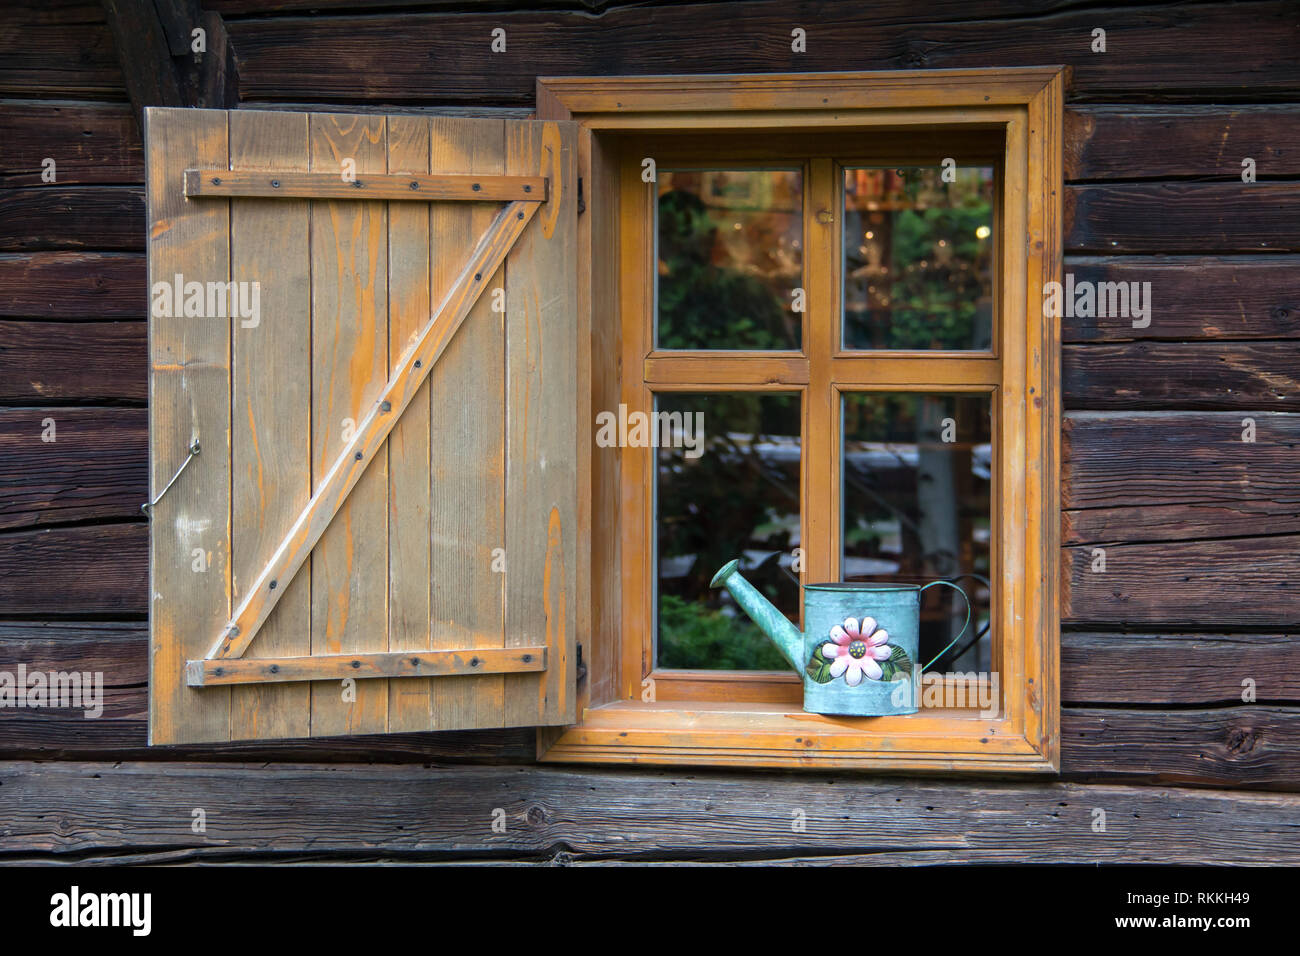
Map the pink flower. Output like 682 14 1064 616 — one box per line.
822 617 892 686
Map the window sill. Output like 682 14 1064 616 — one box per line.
537 698 1057 773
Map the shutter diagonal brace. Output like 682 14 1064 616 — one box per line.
196 196 542 672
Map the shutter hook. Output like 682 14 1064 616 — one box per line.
142 439 201 516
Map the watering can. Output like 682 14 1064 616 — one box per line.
710 559 971 716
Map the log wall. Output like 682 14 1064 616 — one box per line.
0 0 1297 862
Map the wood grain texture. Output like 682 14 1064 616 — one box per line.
1062 412 1300 545
186 169 545 201
211 197 537 663
229 108 312 741
145 107 231 746
0 1 125 100
227 1 1300 103
0 252 144 319
0 407 145 528
4 761 1300 861
505 119 577 727
188 646 546 686
1066 105 1300 181
0 523 146 614
1064 536 1300 626
1064 342 1300 411
428 116 508 730
1061 707 1300 789
386 114 435 733
308 112 390 737
0 186 143 251
1059 256 1300 343
1062 632 1300 705
100 0 185 129
0 321 145 403
1065 183 1300 253
0 103 143 186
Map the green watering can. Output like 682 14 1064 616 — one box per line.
710 559 971 717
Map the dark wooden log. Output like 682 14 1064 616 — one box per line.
0 621 145 684
1062 412 1300 545
1063 535 1300 626
0 407 146 529
1062 632 1300 705
1061 707 1300 789
3 760 1298 861
1065 183 1300 253
0 1 126 101
0 252 144 319
196 9 239 110
1060 256 1300 342
0 523 146 614
0 104 143 187
210 0 1081 15
0 186 144 251
225 1 1300 104
98 0 185 131
0 320 146 403
1066 105 1300 180
1064 342 1300 411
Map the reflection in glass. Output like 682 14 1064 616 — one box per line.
656 169 803 350
843 166 994 350
656 393 801 670
841 393 993 672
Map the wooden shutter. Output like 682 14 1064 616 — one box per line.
145 108 579 745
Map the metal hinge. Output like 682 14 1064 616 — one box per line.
577 176 585 215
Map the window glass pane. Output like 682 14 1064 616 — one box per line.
841 393 993 672
656 169 803 350
656 393 801 669
842 166 994 350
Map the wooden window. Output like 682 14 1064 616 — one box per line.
537 69 1064 772
145 69 1062 771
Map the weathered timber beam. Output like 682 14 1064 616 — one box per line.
100 0 237 130
185 169 547 202
186 647 547 687
208 198 540 661
100 0 185 128
4 761 1300 862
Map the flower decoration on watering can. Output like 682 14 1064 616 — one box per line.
806 616 914 686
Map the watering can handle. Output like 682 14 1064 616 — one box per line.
918 580 972 673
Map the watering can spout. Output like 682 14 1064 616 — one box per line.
710 558 804 673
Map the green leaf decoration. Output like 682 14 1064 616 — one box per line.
878 645 914 683
805 643 836 684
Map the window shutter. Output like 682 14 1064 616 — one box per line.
146 108 579 744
